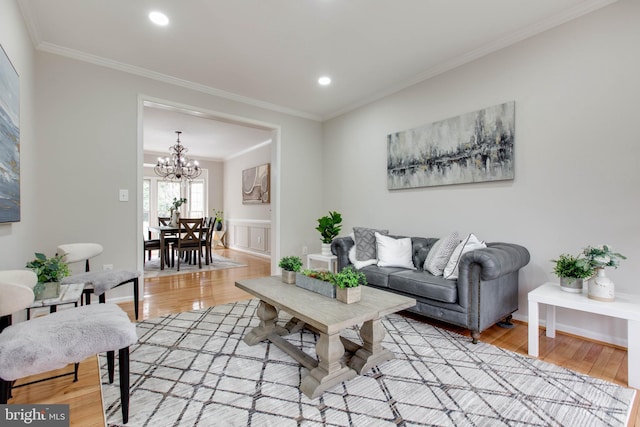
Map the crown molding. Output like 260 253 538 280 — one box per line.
35 42 322 122
323 0 619 120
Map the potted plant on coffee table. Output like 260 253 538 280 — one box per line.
316 211 342 256
551 254 593 293
279 256 303 284
296 269 336 298
25 252 71 300
330 266 366 304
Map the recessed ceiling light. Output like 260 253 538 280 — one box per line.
318 76 332 86
149 11 169 26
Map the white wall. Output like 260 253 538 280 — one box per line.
27 50 322 296
0 1 38 272
323 0 640 346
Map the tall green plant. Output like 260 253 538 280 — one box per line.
315 211 342 244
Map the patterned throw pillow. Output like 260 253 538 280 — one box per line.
353 227 389 261
423 231 459 276
443 233 486 280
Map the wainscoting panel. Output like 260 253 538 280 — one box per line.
227 219 271 258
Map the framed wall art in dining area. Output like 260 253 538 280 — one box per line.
242 163 270 204
0 44 20 223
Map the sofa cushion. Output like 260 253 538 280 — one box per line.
375 233 415 269
360 265 407 288
443 233 487 280
353 227 388 261
388 270 458 303
424 231 459 276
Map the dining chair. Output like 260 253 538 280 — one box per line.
175 218 204 271
158 216 179 267
143 234 164 264
201 217 216 265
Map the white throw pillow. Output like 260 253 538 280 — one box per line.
375 232 415 269
443 233 487 279
424 231 459 276
348 245 377 269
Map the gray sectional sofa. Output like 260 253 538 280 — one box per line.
331 235 530 343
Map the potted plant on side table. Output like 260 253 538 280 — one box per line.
25 252 71 300
330 266 366 304
551 254 593 293
316 211 342 256
279 256 303 284
577 244 626 302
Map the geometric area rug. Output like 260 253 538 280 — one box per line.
143 254 246 279
101 299 636 427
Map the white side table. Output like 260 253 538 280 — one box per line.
27 283 85 320
528 282 640 389
307 253 337 273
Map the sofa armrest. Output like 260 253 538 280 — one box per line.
458 242 530 281
331 236 355 271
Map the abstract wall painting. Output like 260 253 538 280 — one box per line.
0 44 20 222
242 163 270 204
387 101 515 190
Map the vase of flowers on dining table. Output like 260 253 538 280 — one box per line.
169 197 187 227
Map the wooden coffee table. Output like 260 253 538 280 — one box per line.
235 276 416 398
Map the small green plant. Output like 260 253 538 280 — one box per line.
301 269 334 282
212 209 224 222
26 252 71 296
577 244 626 270
171 197 187 211
279 256 303 272
330 266 367 289
316 211 342 244
551 254 593 283
26 252 70 283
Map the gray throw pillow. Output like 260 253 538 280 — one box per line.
353 227 389 261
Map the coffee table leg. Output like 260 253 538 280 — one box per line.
301 332 356 399
349 318 394 374
244 300 288 346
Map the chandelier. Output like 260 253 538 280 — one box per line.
154 131 202 181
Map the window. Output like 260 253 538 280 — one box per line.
189 181 204 218
143 168 208 237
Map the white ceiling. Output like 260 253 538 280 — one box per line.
17 0 616 157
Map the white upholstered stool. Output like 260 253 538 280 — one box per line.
0 273 137 423
57 243 141 320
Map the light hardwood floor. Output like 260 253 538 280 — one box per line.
8 249 639 426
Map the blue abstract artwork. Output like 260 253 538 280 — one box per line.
0 44 19 222
387 101 515 189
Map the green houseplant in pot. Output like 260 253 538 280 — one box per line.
296 269 336 298
576 244 626 302
25 252 71 300
279 256 303 284
316 211 342 256
330 266 367 304
551 254 593 293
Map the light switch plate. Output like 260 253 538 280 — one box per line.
119 189 129 202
